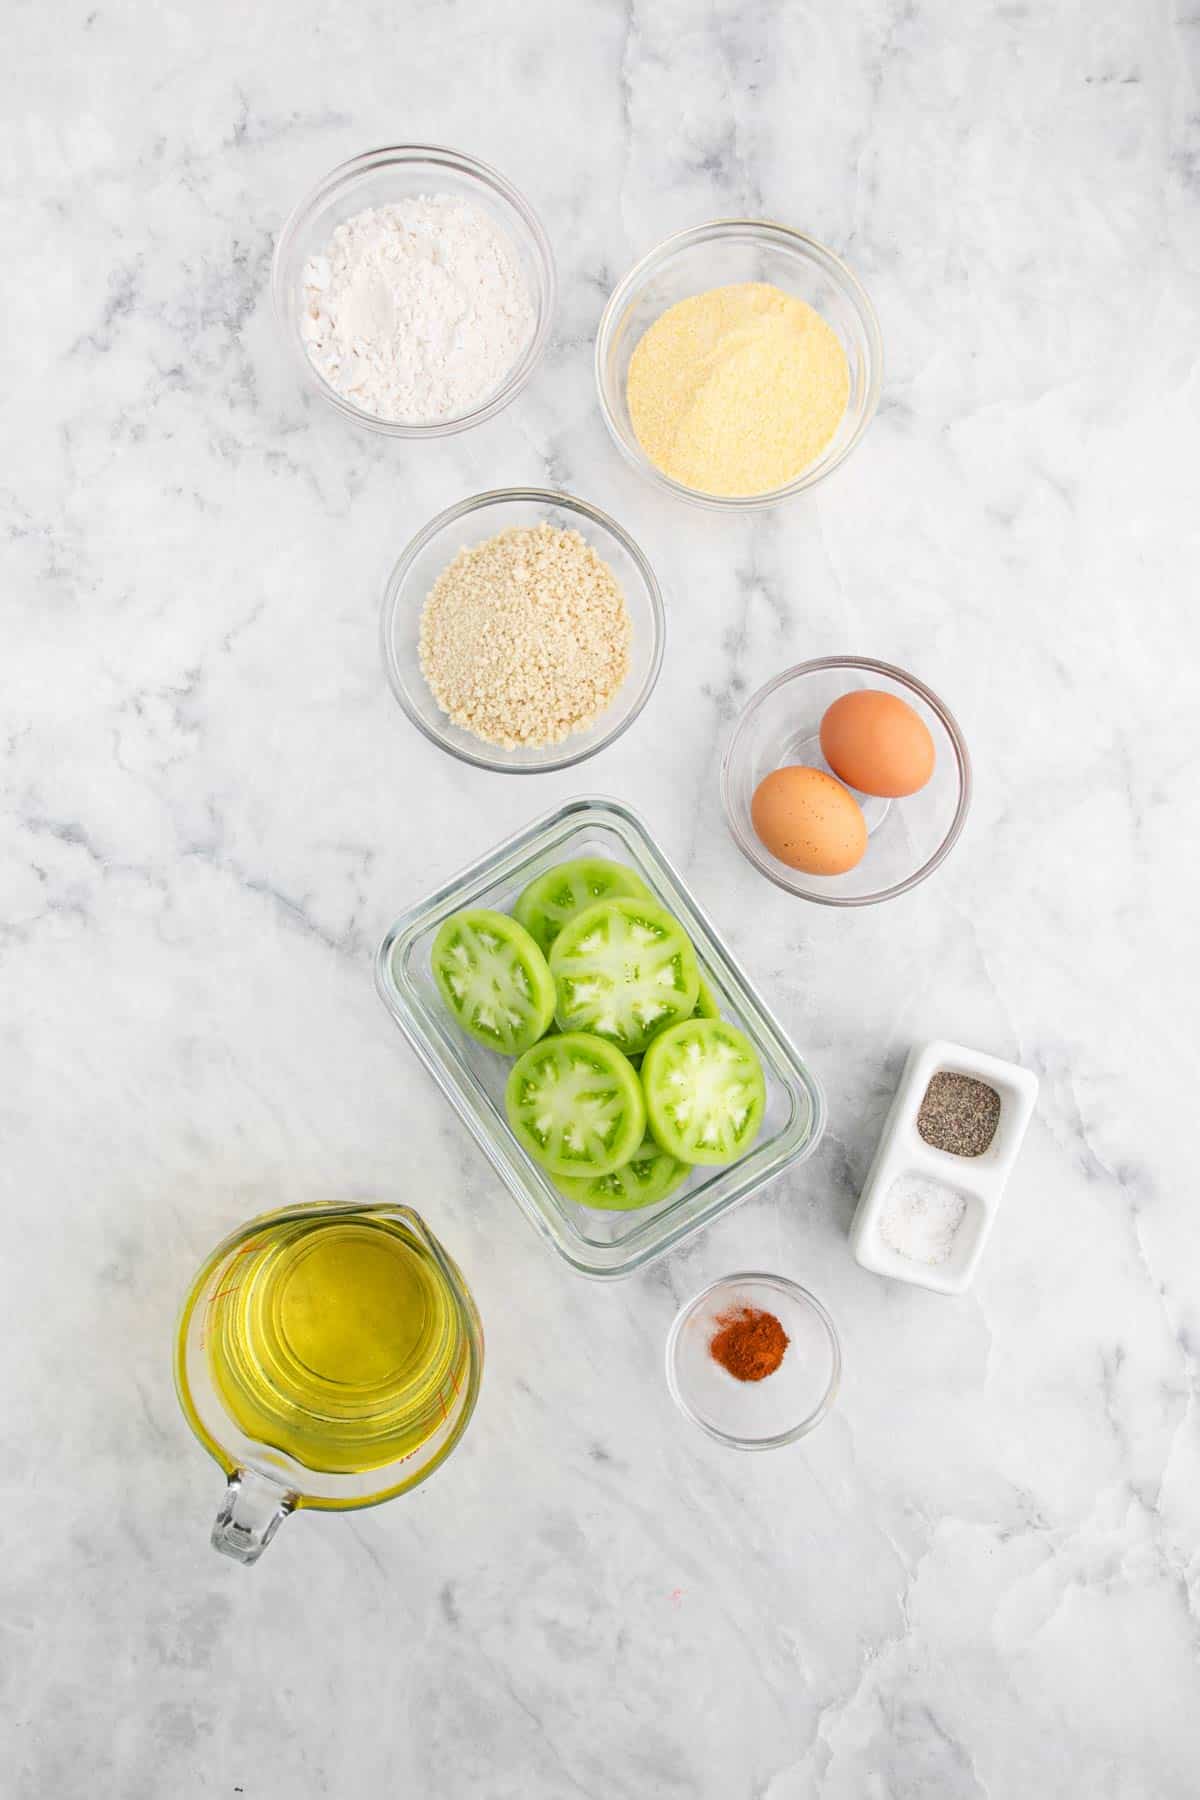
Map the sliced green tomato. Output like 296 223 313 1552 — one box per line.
431 909 555 1055
513 859 652 955
506 1033 646 1179
694 973 720 1019
550 898 699 1056
642 1019 767 1166
557 1133 689 1211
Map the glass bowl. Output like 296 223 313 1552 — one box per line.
722 656 972 905
375 799 825 1278
381 488 665 774
595 220 882 510
666 1274 841 1449
272 144 556 436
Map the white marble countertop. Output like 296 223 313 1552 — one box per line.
5 2 1199 1794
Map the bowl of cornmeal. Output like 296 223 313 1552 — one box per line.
595 221 882 509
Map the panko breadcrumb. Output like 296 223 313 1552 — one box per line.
418 523 632 749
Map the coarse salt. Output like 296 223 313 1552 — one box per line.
879 1175 968 1266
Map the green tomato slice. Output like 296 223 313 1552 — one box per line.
513 858 652 955
431 908 555 1055
550 898 700 1056
557 1133 689 1211
506 1033 646 1179
642 1019 766 1166
694 973 720 1019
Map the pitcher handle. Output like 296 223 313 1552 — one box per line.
212 1470 295 1565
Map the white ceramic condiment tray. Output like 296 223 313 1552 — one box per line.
850 1039 1038 1295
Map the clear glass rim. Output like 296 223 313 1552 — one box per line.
721 655 973 906
271 143 557 438
594 218 883 511
665 1271 842 1449
379 489 667 774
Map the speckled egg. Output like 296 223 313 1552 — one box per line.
750 766 868 875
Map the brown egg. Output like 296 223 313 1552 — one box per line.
750 766 868 875
819 690 936 798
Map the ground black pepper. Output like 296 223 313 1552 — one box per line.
917 1071 1001 1157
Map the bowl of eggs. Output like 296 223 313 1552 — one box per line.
721 657 971 905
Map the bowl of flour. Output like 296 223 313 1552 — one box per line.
273 145 555 435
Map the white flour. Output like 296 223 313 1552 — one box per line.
301 196 535 423
880 1175 968 1265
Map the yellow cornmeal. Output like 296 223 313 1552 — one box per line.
626 282 850 497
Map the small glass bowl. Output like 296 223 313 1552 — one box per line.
666 1274 841 1449
595 220 881 510
272 144 556 436
381 488 666 774
722 656 972 905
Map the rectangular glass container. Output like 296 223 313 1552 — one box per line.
375 798 825 1278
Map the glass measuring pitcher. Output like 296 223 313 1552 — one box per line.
174 1202 483 1564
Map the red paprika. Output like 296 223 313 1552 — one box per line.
708 1306 789 1382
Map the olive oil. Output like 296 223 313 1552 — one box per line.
203 1213 470 1475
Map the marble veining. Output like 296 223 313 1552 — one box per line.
3 1 1199 1795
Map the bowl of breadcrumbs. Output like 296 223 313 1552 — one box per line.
382 488 665 771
